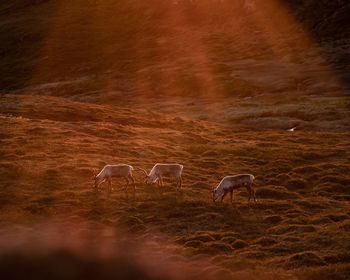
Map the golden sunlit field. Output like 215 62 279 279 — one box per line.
0 1 349 279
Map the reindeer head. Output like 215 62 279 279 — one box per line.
212 175 223 202
92 169 98 188
212 188 222 202
137 168 154 184
145 174 157 184
212 189 217 202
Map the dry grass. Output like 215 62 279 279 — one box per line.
1 1 350 279
0 91 349 279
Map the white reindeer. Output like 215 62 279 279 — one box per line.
93 164 135 192
212 174 256 204
138 163 183 188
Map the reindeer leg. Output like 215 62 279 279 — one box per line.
221 191 228 203
129 174 136 193
108 178 112 193
177 176 182 189
253 188 257 204
159 175 164 187
247 184 253 204
124 177 129 192
230 190 233 204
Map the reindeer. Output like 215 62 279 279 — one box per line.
93 164 135 192
137 163 183 188
212 174 256 204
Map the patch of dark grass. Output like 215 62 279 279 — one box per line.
256 186 301 200
295 264 350 280
285 178 308 191
253 237 278 247
268 225 317 235
284 252 326 269
263 215 283 224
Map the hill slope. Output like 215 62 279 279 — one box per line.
0 1 349 280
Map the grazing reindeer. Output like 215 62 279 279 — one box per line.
212 174 256 204
93 164 135 192
137 163 183 188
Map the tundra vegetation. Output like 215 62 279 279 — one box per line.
0 1 349 280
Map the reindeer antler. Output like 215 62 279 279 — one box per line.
134 167 148 177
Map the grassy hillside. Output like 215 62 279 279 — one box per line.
0 1 349 279
1 93 349 279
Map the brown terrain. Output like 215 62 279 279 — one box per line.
0 1 349 279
